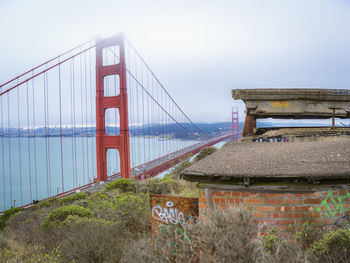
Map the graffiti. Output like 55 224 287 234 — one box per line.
270 100 290 108
152 201 185 225
158 223 190 254
253 136 289 143
316 190 350 218
331 89 350 96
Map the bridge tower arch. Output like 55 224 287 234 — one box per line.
95 34 131 181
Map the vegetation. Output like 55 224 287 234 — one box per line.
0 207 21 231
42 205 93 230
194 146 217 162
0 150 348 262
308 228 350 263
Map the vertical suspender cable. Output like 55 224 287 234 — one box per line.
26 82 32 202
80 54 85 185
70 55 76 188
89 48 95 180
58 63 64 193
43 72 49 197
32 76 38 200
17 80 23 205
84 52 90 182
1 92 6 209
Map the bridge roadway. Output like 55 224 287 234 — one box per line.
20 133 235 210
110 133 235 180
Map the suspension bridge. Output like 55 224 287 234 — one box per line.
0 34 239 211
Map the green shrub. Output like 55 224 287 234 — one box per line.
309 228 350 262
167 160 193 179
105 178 135 192
135 178 183 194
263 228 280 253
0 207 21 230
194 146 216 162
115 193 150 233
122 207 263 263
294 221 323 248
58 216 129 263
36 197 59 209
42 205 93 230
58 192 88 205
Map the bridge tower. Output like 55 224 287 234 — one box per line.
95 34 131 181
232 108 239 141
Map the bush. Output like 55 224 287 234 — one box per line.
309 228 350 262
135 177 183 195
58 216 128 263
42 205 93 230
263 228 306 263
0 207 21 230
194 146 216 162
114 193 150 234
105 178 135 192
294 221 323 248
167 160 193 179
4 209 46 246
58 192 88 205
122 207 264 263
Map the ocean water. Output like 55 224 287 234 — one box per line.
0 136 197 211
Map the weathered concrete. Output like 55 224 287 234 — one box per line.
181 139 350 181
232 88 350 119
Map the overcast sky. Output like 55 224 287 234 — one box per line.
1 0 350 123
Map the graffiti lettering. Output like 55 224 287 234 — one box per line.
270 100 290 108
316 190 350 218
253 136 289 143
152 201 185 225
331 89 350 96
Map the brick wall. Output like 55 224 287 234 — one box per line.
199 188 350 231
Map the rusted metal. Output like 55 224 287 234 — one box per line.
242 110 256 136
150 194 199 235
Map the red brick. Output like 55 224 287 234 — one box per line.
304 199 321 204
303 192 320 198
198 197 207 203
295 206 311 212
241 192 249 197
256 206 275 212
227 198 243 205
214 191 224 197
274 219 295 225
265 199 283 205
275 206 293 212
199 203 208 209
272 213 284 218
285 193 296 199
246 198 264 205
306 212 321 218
267 193 285 198
254 212 266 218
258 193 267 198
294 193 304 197
284 199 303 205
285 213 304 218
214 197 225 204
231 192 240 197
223 192 231 197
